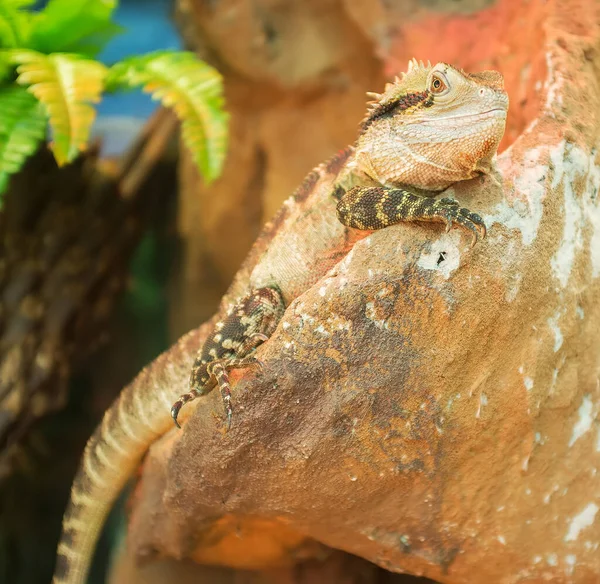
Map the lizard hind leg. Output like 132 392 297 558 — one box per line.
171 332 271 429
207 333 269 429
207 362 233 429
173 286 285 430
336 186 486 247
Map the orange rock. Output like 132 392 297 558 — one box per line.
127 0 600 582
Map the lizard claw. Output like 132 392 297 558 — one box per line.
171 403 183 429
170 389 202 428
439 197 460 207
249 356 265 371
437 199 487 247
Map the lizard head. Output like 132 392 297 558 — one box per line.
356 59 509 191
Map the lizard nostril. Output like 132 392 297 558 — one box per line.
479 88 485 96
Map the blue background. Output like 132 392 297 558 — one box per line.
93 0 182 154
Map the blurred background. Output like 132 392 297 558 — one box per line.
0 0 538 581
0 1 181 582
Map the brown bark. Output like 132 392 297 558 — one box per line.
0 111 178 477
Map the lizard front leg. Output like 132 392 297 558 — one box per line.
336 185 486 247
171 287 285 428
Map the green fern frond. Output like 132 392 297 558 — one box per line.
0 85 47 199
2 0 36 6
31 0 120 58
108 50 228 183
0 52 13 82
11 50 107 165
0 0 36 49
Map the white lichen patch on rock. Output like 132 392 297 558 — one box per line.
325 313 352 332
364 285 395 330
585 193 600 278
548 141 600 288
544 51 564 114
565 503 599 542
582 149 600 278
487 139 600 291
549 142 584 288
475 392 488 419
547 310 564 353
568 395 595 447
416 236 461 279
487 146 547 247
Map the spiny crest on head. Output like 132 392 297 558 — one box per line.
361 59 432 131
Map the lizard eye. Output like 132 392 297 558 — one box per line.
430 75 448 94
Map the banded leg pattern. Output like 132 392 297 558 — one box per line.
170 349 265 428
170 388 207 429
171 287 285 429
336 186 486 246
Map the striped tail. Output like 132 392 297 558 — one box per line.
52 330 198 584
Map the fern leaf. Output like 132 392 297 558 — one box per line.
0 51 13 82
31 0 120 57
11 50 107 165
2 0 36 6
108 51 228 183
0 85 47 200
0 0 36 49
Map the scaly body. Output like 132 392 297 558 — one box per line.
53 59 508 584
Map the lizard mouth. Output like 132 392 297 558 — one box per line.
417 108 507 123
460 108 508 120
484 108 508 118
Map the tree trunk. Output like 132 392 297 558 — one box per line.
0 110 178 477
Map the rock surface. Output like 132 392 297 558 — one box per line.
109 547 402 584
123 0 600 582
